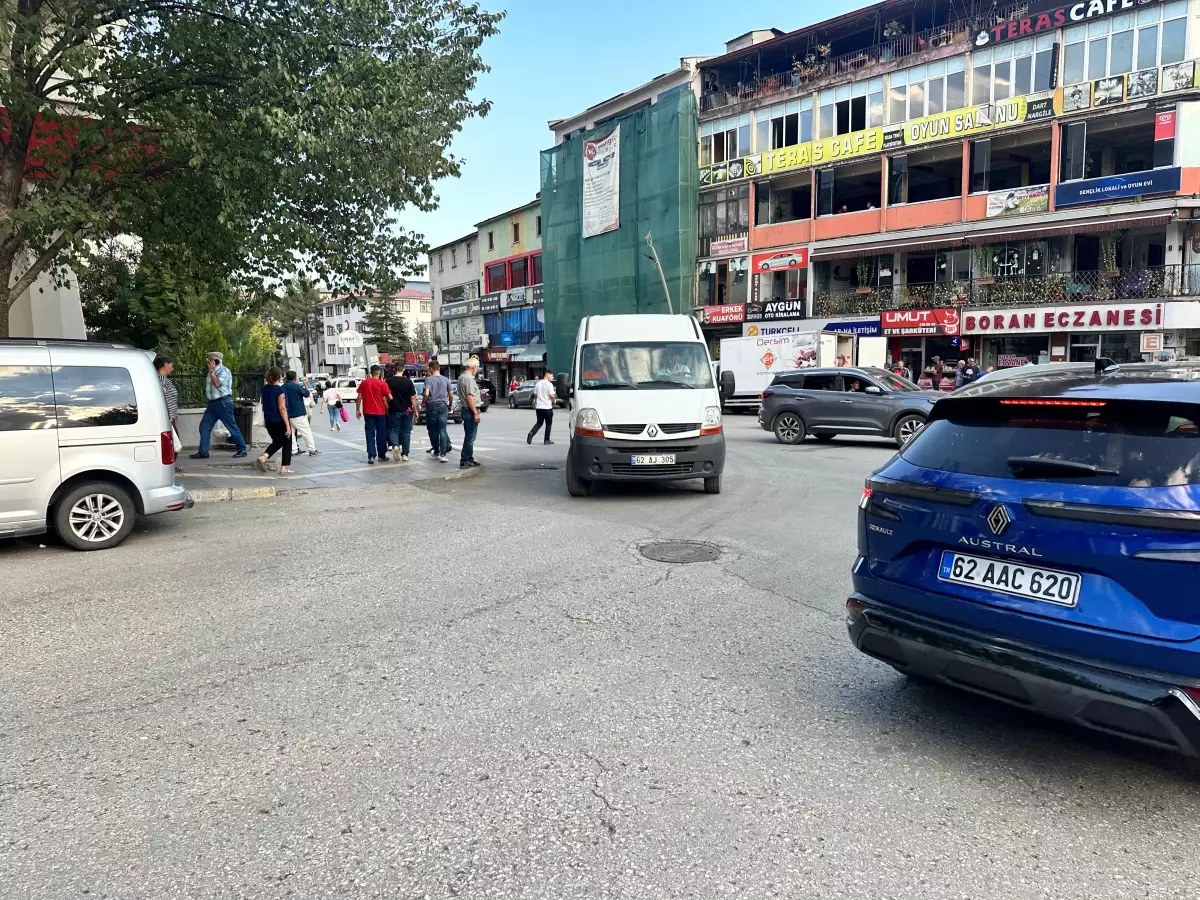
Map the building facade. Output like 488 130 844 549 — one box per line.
695 0 1200 376
428 232 481 379
318 287 432 375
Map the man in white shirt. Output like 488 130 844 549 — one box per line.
526 371 557 446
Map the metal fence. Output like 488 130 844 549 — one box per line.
813 265 1200 317
172 372 265 408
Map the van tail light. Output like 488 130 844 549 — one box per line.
859 485 873 510
161 431 176 466
761 390 774 400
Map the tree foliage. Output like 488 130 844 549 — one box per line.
411 321 434 352
361 294 410 355
0 0 502 335
262 278 324 371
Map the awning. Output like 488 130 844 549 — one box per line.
514 344 547 362
504 344 528 358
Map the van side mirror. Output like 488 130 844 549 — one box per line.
555 372 571 400
720 369 735 399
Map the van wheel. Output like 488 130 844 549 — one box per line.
54 481 136 551
703 475 722 494
772 412 806 444
565 455 591 497
894 414 926 448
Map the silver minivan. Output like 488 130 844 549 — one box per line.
0 339 193 550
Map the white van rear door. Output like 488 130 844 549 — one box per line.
0 348 60 534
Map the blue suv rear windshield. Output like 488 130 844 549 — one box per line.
901 398 1200 487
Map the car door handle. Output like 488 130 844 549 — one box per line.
840 399 853 403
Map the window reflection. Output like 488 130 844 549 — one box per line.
53 366 138 428
0 366 56 431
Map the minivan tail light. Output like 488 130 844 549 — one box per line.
859 485 873 510
160 431 176 466
761 390 774 400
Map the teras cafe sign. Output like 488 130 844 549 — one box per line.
976 0 1166 48
963 302 1164 334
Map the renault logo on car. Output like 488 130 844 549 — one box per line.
987 504 1012 537
648 425 659 438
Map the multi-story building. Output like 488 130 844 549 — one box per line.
695 0 1200 374
475 199 544 389
317 287 433 375
428 232 480 378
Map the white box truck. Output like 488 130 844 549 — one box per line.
717 331 886 410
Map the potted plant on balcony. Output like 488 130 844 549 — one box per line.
883 20 906 40
855 257 875 295
792 44 831 86
1101 235 1120 276
973 246 995 285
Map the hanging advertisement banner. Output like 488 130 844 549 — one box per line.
1055 167 1181 207
882 308 961 337
1155 109 1177 141
582 125 621 238
986 184 1050 218
751 247 809 272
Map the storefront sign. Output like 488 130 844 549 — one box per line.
710 236 749 256
761 129 886 175
403 351 430 366
743 320 825 337
1141 332 1165 352
745 298 807 322
480 292 502 313
975 0 1166 48
1155 110 1177 141
820 318 882 337
448 315 486 344
500 287 527 309
906 100 1019 145
442 299 480 319
497 332 517 346
751 246 809 272
697 304 746 325
963 302 1164 334
882 308 961 336
997 354 1031 367
1055 166 1181 207
986 184 1050 218
582 125 620 238
485 349 509 362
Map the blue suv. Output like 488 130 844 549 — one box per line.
848 361 1200 755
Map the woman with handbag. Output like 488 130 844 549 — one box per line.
154 355 183 469
322 385 343 431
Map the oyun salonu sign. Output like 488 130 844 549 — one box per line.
976 0 1163 47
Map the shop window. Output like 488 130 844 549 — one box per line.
510 257 527 288
817 169 835 217
972 129 1053 193
754 179 812 225
698 185 750 253
1062 3 1187 86
893 61 966 124
757 99 811 152
818 162 881 215
973 36 1056 103
701 113 751 165
531 254 542 285
1060 122 1087 182
486 262 506 293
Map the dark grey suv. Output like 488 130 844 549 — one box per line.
758 367 941 447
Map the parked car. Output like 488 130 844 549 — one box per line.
848 360 1200 755
759 367 940 447
0 339 193 550
508 380 539 408
412 380 463 425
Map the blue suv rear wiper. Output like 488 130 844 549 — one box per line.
1006 456 1120 477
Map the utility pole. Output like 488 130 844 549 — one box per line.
644 232 674 315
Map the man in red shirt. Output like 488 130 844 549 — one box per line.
355 365 392 464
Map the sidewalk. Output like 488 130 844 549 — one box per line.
177 417 476 501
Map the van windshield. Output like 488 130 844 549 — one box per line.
580 342 714 390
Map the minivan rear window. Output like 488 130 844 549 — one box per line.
53 366 138 428
902 398 1200 487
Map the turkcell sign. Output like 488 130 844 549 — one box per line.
976 0 1165 47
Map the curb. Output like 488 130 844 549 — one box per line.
188 466 480 504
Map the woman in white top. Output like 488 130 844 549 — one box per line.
322 386 343 430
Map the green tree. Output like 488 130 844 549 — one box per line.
0 1 502 336
262 278 324 372
411 322 434 352
361 294 410 355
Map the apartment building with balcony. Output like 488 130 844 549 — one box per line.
695 0 1200 375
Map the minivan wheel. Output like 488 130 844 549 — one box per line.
55 481 136 551
565 454 591 497
703 475 722 494
772 412 806 444
894 414 926 447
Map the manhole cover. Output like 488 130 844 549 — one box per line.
513 464 560 472
640 541 722 564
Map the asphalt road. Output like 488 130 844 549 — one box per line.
4 406 1200 899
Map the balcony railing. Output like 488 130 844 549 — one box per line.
701 20 969 114
813 265 1200 317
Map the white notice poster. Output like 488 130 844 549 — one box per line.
582 125 620 238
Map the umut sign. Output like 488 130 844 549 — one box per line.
963 302 1164 334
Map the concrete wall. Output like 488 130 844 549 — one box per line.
8 268 85 338
478 203 542 269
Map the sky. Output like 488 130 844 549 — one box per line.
396 0 864 267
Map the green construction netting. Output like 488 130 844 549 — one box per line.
540 88 699 371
